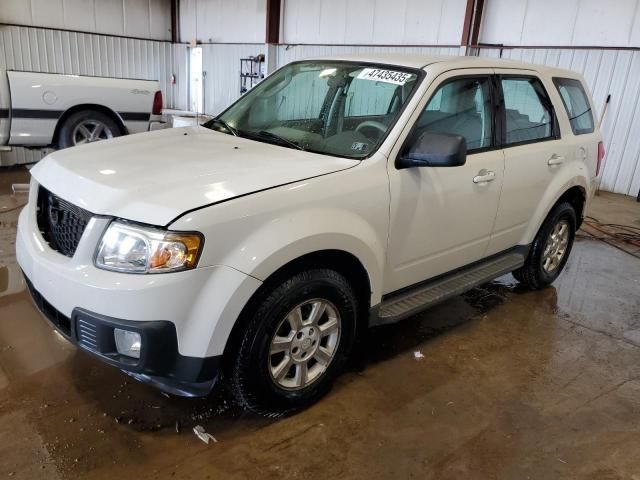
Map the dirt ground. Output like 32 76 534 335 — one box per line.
1 166 639 480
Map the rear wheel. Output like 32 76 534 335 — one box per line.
227 269 358 418
513 202 576 289
57 110 122 149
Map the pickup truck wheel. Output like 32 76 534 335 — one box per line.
57 110 122 149
227 269 357 418
513 202 576 289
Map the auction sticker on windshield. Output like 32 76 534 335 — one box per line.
357 68 412 85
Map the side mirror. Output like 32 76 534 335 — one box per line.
396 131 467 169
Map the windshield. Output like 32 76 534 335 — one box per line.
203 61 421 159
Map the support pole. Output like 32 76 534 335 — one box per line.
265 0 281 75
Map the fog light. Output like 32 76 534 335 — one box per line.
114 329 141 359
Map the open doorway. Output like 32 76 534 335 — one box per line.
189 46 203 114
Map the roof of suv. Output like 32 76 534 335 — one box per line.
307 53 578 77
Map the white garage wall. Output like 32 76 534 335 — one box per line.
0 0 172 41
179 0 266 43
176 0 266 115
475 47 640 196
201 43 266 115
282 0 466 46
480 0 640 47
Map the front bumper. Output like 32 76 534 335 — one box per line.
16 185 263 395
24 274 221 396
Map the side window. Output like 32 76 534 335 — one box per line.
501 77 554 145
414 77 493 151
553 77 594 135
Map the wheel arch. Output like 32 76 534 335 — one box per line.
222 249 374 361
521 177 588 245
554 185 586 228
52 103 127 147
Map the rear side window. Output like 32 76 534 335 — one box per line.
553 77 594 135
500 77 555 145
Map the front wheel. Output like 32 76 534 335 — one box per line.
513 202 576 289
227 269 358 418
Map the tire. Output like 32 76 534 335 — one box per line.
227 269 358 418
513 202 577 290
57 109 123 149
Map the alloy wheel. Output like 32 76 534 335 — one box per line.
542 219 570 273
72 120 114 145
268 299 341 390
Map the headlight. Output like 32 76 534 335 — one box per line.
95 221 203 274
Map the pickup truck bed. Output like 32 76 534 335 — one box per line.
0 70 161 149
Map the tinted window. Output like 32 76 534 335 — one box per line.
501 77 554 145
553 77 594 135
414 77 493 151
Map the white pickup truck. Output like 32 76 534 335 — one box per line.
17 54 603 417
0 71 162 150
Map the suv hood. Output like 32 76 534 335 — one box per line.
31 126 358 226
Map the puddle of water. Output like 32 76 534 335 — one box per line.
0 263 25 297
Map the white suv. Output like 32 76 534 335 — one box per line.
17 55 604 416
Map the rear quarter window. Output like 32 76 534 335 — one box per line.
553 77 594 135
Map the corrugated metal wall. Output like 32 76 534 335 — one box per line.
201 43 265 115
0 147 50 166
0 0 172 41
0 24 179 166
0 25 176 105
475 47 640 197
172 43 189 111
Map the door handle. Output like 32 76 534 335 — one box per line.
547 154 565 166
473 170 496 184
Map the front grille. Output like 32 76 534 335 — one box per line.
76 319 99 351
25 276 72 337
36 186 93 257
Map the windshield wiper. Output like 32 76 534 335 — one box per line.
252 130 306 151
208 118 239 136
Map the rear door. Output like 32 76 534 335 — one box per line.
486 70 574 255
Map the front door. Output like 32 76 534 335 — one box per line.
385 70 505 293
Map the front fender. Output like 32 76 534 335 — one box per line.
170 159 390 306
231 208 385 303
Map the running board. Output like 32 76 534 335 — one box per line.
373 252 526 326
